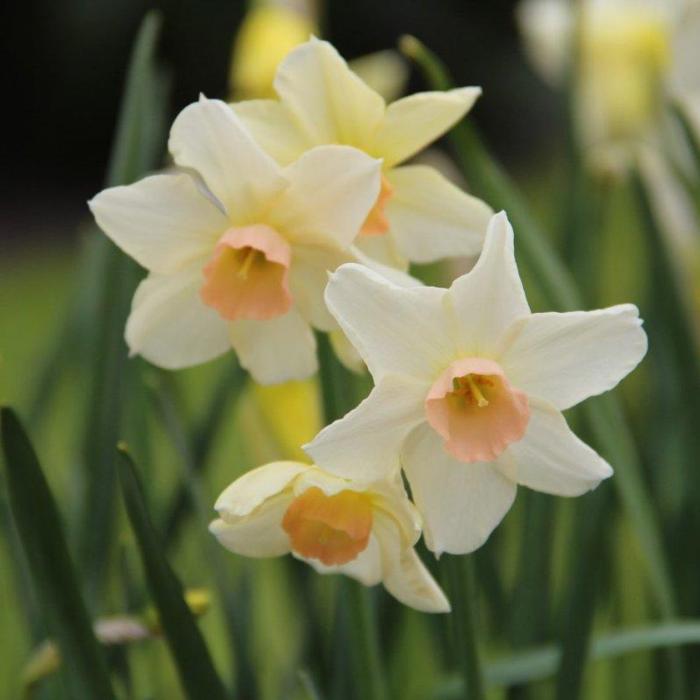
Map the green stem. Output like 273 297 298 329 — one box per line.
445 556 485 700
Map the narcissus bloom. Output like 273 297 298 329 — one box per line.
90 95 382 384
517 0 700 170
305 212 648 555
210 461 450 612
234 37 492 269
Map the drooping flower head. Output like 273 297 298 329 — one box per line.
90 95 382 384
233 37 493 269
305 212 648 555
210 461 450 612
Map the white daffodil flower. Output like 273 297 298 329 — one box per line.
233 37 493 270
210 461 450 613
516 0 700 170
305 212 648 556
89 95 384 384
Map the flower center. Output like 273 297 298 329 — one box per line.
359 174 394 237
425 357 530 463
282 486 373 566
200 224 292 321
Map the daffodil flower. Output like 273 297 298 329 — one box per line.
233 37 493 269
517 0 700 170
89 95 383 384
305 212 648 555
210 461 450 613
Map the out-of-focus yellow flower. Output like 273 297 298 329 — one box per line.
253 379 321 460
210 461 450 612
517 0 700 171
230 4 316 100
306 213 648 556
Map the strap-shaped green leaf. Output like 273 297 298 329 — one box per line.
0 407 116 699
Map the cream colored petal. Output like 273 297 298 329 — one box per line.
232 98 310 166
352 234 408 270
349 50 409 104
125 265 230 369
374 512 450 613
273 37 386 148
300 533 384 586
386 165 492 263
446 211 530 355
209 493 292 558
401 423 517 556
324 263 452 382
89 173 226 274
304 374 427 482
228 306 317 384
168 95 287 220
497 398 612 496
270 145 381 248
214 461 309 519
499 305 647 410
371 88 481 168
329 329 365 374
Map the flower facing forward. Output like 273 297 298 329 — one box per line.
305 212 648 555
233 37 493 269
209 461 450 612
89 95 382 384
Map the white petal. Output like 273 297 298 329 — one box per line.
301 533 384 586
499 305 647 410
374 512 450 613
348 50 409 104
273 37 386 148
386 165 492 263
270 145 381 248
371 88 481 168
89 173 226 274
125 265 230 369
214 461 309 518
324 263 452 382
447 211 530 355
401 423 517 556
232 98 309 166
497 398 613 497
329 329 365 374
228 307 317 384
353 234 408 270
304 374 427 482
209 494 292 558
168 95 286 220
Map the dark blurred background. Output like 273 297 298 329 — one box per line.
2 0 557 247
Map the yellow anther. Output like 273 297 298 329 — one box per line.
237 247 258 279
465 375 489 407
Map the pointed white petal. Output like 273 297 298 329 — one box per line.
304 374 427 481
447 211 530 355
352 234 408 270
329 329 365 374
401 423 517 556
214 461 309 518
500 305 647 410
373 514 450 612
228 307 317 384
209 494 292 558
371 88 481 168
232 98 309 165
270 145 381 248
497 398 613 496
301 534 384 586
273 37 385 148
324 263 452 382
348 50 409 104
125 265 230 369
386 165 492 262
169 96 286 220
89 173 226 274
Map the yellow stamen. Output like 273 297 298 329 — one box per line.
237 247 258 279
466 375 489 407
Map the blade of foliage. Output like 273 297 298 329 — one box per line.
116 445 228 700
78 11 170 599
0 407 116 699
400 34 678 623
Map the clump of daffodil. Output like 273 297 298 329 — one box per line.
517 0 700 172
210 461 450 612
305 212 647 555
233 37 492 270
90 95 386 384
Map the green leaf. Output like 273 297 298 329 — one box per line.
0 407 116 700
116 445 228 700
